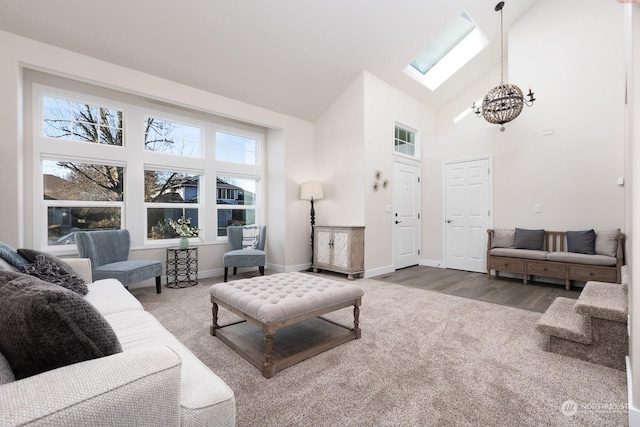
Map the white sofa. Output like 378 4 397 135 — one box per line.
0 258 236 427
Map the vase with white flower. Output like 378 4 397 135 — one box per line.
167 217 201 249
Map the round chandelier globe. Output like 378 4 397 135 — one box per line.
481 83 524 132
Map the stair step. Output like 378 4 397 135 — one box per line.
536 297 591 344
575 282 627 322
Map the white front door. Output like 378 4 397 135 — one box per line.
393 161 421 269
444 157 491 272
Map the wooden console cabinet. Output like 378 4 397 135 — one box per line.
313 226 364 280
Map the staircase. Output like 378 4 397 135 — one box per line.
536 268 628 371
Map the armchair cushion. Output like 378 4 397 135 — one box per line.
223 249 266 268
93 260 162 286
0 271 121 380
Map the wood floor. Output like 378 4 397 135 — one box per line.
372 266 581 313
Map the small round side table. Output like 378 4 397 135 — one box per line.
166 247 198 288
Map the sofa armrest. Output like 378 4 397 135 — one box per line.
0 346 182 427
64 257 93 283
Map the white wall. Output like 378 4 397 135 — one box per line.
315 71 436 276
423 0 626 266
0 30 315 276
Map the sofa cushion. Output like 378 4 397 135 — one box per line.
490 248 549 261
546 251 617 267
105 310 236 425
0 271 122 380
567 229 596 255
492 229 515 248
514 228 545 250
595 229 619 258
18 250 88 296
0 242 29 269
84 278 144 316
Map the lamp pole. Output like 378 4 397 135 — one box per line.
309 197 316 267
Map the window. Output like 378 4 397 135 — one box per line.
404 11 488 91
216 131 257 165
394 125 416 157
43 159 123 245
216 176 257 237
43 95 123 145
32 82 265 251
145 170 201 240
144 116 201 157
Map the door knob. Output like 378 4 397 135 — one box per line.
446 219 454 223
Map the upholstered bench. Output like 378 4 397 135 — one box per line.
209 272 363 378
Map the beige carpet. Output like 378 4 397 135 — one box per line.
130 274 628 426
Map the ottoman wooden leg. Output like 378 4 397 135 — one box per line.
353 301 361 339
263 334 275 379
210 302 219 336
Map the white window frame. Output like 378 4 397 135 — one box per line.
393 121 421 161
31 83 265 253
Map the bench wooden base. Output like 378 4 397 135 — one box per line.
210 296 361 378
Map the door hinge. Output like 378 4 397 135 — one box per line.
418 249 421 255
418 213 421 219
488 210 491 216
418 177 420 183
488 168 490 175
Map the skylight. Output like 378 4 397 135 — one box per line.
404 11 488 91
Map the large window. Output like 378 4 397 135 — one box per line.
145 170 200 240
32 83 264 251
216 176 257 237
43 159 123 245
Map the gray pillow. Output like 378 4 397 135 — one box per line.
0 242 29 269
514 228 545 250
0 271 122 380
567 230 596 255
492 229 515 248
595 229 619 258
18 249 88 296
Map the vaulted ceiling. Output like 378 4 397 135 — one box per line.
0 0 540 122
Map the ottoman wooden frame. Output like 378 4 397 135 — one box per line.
209 272 363 379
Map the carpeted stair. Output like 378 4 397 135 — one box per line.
536 269 628 371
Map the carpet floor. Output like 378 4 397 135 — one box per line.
130 274 628 426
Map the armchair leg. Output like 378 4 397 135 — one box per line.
155 276 161 294
224 267 228 282
259 266 265 276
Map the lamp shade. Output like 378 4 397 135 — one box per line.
300 181 324 201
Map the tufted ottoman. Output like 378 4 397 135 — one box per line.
209 272 364 378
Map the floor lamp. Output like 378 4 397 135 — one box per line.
300 181 324 267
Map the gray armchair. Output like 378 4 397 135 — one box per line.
76 229 163 293
223 225 266 282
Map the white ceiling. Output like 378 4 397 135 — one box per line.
0 0 540 122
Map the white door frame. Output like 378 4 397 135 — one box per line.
393 159 421 270
442 155 493 270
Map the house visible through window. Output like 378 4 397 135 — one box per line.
216 176 257 237
394 125 416 157
404 11 488 91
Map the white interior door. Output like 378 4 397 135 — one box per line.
444 158 491 272
393 161 421 269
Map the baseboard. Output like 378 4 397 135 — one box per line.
364 265 395 278
628 356 640 426
420 259 443 268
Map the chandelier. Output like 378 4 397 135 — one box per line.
472 1 535 132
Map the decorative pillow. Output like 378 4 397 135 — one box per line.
242 225 260 249
567 229 596 255
0 242 29 269
491 229 515 248
0 271 122 380
595 229 619 258
19 253 88 296
514 228 545 251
